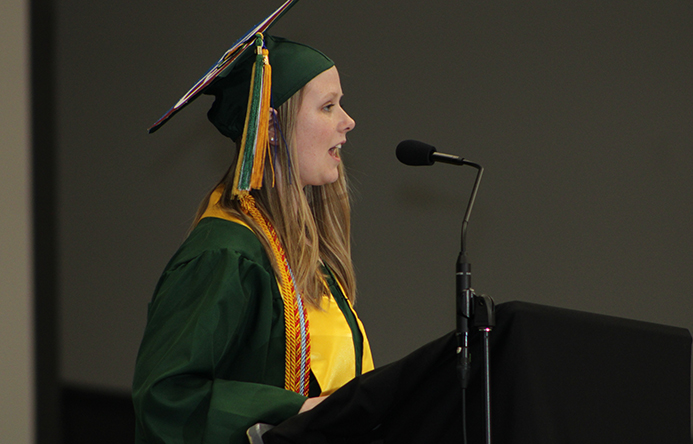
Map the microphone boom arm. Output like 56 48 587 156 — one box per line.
461 161 483 256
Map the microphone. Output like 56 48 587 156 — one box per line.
396 139 467 166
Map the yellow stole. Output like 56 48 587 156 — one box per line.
201 189 374 395
307 287 374 395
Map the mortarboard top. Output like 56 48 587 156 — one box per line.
148 0 333 137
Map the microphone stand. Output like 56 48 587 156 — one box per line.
395 142 495 444
453 161 495 444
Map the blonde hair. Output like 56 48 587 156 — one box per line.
192 89 356 307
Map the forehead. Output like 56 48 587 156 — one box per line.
301 66 342 99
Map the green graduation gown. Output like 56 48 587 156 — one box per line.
132 217 364 443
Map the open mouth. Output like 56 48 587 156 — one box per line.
329 144 342 159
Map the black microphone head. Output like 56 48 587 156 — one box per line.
396 140 437 166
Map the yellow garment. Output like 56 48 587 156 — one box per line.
307 291 374 395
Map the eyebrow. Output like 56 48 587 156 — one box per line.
320 91 343 102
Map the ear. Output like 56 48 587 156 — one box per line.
268 108 279 146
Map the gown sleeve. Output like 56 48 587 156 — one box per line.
132 231 306 444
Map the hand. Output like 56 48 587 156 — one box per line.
299 395 328 413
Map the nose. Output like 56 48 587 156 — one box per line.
341 108 355 133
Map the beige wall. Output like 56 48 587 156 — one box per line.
0 0 34 442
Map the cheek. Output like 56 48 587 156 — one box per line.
293 113 340 186
295 112 316 147
296 115 330 154
294 120 318 177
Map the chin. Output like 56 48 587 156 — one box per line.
325 171 340 185
308 174 339 187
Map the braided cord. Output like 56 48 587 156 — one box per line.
240 195 311 395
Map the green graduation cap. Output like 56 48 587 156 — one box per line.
148 0 334 195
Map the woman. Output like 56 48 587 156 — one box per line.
132 9 374 444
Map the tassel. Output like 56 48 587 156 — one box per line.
251 46 273 189
232 33 274 196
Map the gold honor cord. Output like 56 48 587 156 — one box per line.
239 195 311 396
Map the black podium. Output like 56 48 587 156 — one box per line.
264 301 692 444
466 301 691 443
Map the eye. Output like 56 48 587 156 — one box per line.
322 103 335 112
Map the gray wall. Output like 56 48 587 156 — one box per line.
1 0 34 442
56 0 692 405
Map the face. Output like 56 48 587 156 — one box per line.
294 66 355 187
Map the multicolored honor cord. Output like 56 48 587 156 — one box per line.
240 195 310 395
